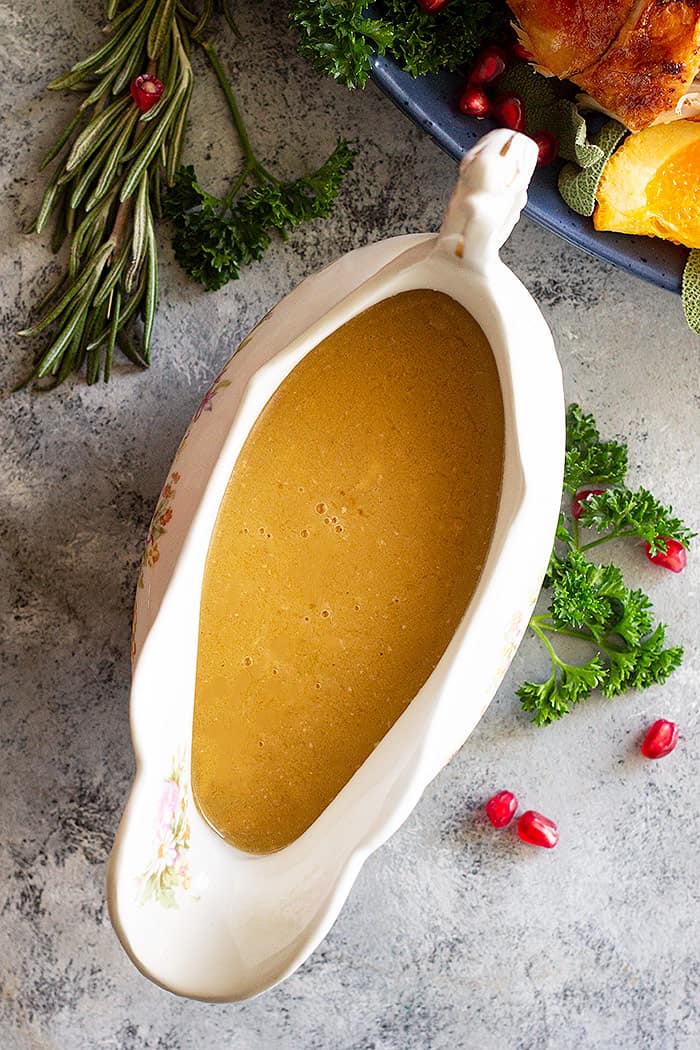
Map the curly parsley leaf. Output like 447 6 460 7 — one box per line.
566 403 600 449
167 140 355 291
611 588 654 647
521 552 682 725
601 626 683 698
518 651 607 727
167 166 268 289
290 2 395 89
518 406 691 725
382 0 508 78
548 551 627 641
578 487 696 553
564 403 628 493
290 0 509 89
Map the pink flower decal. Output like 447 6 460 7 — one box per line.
141 751 192 907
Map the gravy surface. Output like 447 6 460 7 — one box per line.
192 290 504 853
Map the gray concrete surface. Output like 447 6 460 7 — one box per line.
1 2 699 1048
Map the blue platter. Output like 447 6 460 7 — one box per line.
370 55 685 294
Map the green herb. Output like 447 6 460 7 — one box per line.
289 0 508 90
682 248 700 336
502 64 697 339
576 488 695 555
518 405 693 726
19 0 198 386
20 1 353 386
558 119 627 217
497 64 604 169
563 404 627 493
166 41 355 291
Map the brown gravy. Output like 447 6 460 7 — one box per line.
192 290 504 853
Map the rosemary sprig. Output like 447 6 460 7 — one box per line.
20 1 353 387
19 0 203 386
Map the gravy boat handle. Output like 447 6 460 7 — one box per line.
432 129 538 272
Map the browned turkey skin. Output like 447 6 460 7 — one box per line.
508 0 700 131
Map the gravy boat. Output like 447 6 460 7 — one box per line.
108 130 565 1001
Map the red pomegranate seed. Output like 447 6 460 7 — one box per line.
459 85 491 119
571 487 605 520
469 45 508 86
645 537 687 573
641 719 679 759
130 74 164 113
417 0 449 12
485 790 518 828
493 94 526 132
517 810 559 849
532 129 559 166
512 43 534 62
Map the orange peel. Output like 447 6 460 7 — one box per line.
594 120 700 247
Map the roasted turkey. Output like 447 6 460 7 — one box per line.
508 0 700 131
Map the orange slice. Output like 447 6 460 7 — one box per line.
594 120 700 248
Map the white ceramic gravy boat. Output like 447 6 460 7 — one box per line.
108 129 564 1001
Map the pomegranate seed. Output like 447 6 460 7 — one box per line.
641 719 679 759
417 0 449 12
485 790 518 828
130 74 164 113
532 129 559 167
517 810 559 849
645 537 687 573
512 43 533 62
459 85 491 119
571 487 605 520
493 94 526 132
469 45 508 86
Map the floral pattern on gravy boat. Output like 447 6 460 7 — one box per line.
108 130 565 1002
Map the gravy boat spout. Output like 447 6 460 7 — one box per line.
108 130 565 1002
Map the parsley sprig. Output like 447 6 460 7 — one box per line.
518 406 694 726
576 488 694 556
166 40 355 291
562 404 627 493
290 0 509 89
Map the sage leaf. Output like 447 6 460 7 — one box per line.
497 64 603 168
558 120 627 217
682 249 700 336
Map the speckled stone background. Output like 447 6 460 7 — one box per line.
2 3 699 1048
